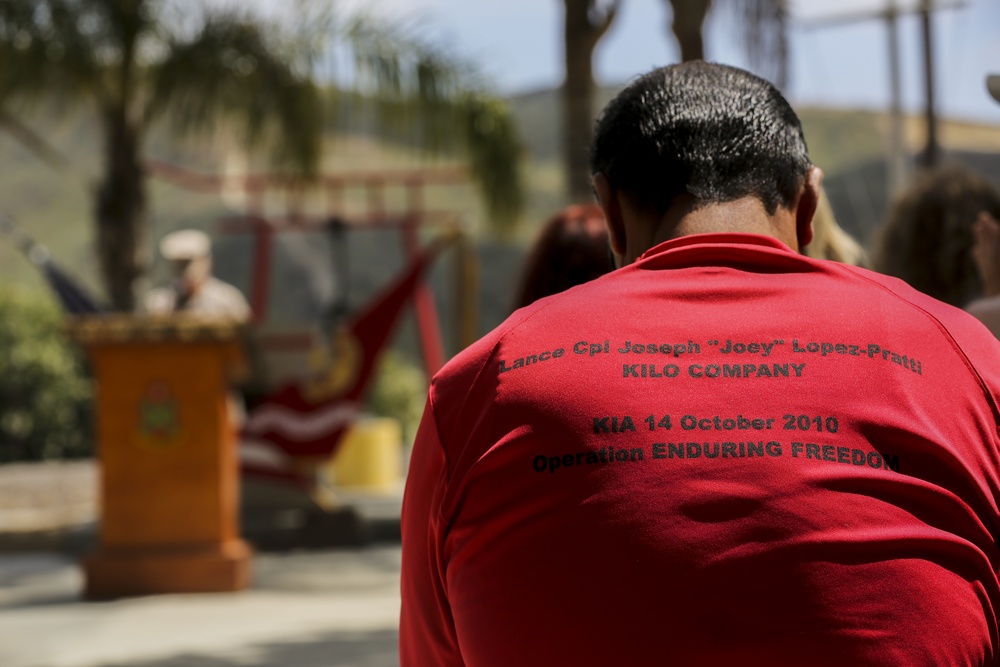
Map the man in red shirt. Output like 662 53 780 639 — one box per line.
401 62 1000 665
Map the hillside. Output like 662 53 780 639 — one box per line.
508 86 1000 243
0 106 534 357
509 85 1000 174
3 90 1000 355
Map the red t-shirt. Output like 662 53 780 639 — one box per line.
401 234 1000 666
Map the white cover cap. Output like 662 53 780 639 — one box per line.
160 229 211 260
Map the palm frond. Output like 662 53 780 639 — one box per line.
146 10 322 176
334 13 525 233
460 94 524 234
0 0 108 109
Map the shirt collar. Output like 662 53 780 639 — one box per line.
634 233 806 272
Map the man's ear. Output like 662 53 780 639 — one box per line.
795 166 823 250
593 172 625 261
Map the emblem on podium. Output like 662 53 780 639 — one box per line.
136 380 182 449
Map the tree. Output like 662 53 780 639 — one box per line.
562 0 619 202
663 0 789 88
0 1 524 310
666 0 712 62
0 0 322 310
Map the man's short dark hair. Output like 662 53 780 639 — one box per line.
590 61 811 215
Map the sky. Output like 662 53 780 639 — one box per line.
307 0 1000 124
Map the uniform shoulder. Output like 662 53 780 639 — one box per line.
202 277 251 316
206 276 248 299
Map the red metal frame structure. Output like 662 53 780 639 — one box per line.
145 159 470 378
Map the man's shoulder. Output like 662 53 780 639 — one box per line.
434 298 551 385
433 268 625 382
200 278 251 314
832 262 1000 385
432 258 1000 401
838 263 990 333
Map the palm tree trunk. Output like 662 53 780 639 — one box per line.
667 0 712 62
563 0 618 203
95 106 146 312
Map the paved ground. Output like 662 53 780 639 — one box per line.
0 546 402 667
0 461 404 667
0 461 96 551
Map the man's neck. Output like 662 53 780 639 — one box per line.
623 196 797 264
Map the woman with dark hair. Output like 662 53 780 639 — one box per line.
512 203 614 310
874 165 1000 307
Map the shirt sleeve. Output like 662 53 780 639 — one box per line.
143 287 174 315
400 394 464 666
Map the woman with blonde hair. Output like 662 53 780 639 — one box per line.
802 188 869 266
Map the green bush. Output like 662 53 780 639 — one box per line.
0 287 93 462
367 351 428 446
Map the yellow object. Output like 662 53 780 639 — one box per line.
329 417 403 492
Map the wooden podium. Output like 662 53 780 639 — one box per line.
68 315 252 599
